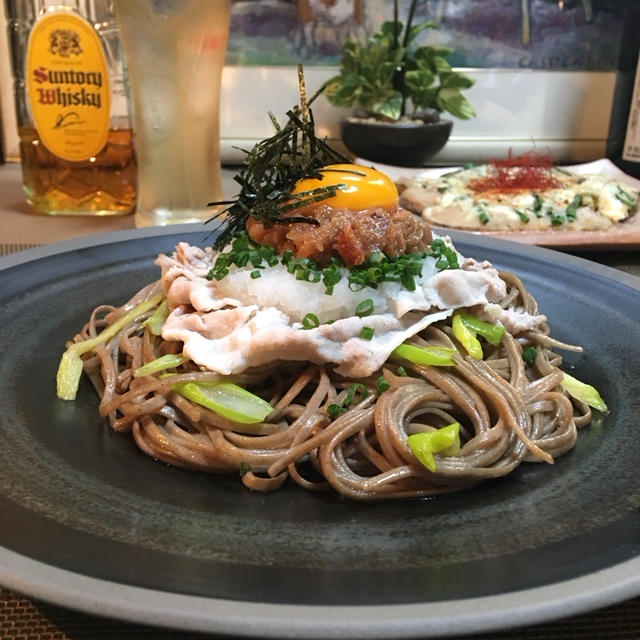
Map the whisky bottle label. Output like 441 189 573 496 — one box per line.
26 11 111 162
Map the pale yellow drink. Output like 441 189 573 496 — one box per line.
114 0 230 226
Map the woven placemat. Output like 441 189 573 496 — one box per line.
1 243 638 638
0 242 42 256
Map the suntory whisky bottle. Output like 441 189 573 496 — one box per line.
5 1 137 215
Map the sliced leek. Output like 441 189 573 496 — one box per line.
57 294 163 401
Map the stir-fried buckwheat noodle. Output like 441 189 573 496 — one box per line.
69 271 591 501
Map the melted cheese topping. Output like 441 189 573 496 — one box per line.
398 166 638 231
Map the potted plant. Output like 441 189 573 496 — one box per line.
323 0 475 167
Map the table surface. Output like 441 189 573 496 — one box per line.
0 162 639 639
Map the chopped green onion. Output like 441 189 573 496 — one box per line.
344 382 368 404
615 186 636 207
561 373 608 413
143 299 169 336
57 294 164 400
322 260 342 294
514 208 530 223
565 194 582 221
327 403 345 417
478 210 490 225
258 244 276 261
408 422 461 472
236 251 249 268
301 313 320 329
355 298 374 317
360 326 374 340
326 383 368 418
376 376 391 394
134 354 186 377
206 232 459 297
250 269 262 279
548 208 564 225
522 345 538 365
239 462 251 476
391 343 456 367
400 271 416 291
286 259 298 274
396 365 408 377
429 238 459 270
171 381 274 424
532 194 543 213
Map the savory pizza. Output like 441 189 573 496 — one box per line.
396 153 639 232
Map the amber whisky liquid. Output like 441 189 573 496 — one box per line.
7 2 138 215
18 127 137 215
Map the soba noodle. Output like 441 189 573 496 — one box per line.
65 268 594 501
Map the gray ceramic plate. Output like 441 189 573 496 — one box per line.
0 225 639 639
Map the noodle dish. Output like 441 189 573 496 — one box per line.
56 82 608 501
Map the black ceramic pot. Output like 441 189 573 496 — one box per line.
340 117 453 167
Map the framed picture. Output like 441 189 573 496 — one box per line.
0 0 632 165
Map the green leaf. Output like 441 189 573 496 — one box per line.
413 47 437 73
441 71 475 90
341 39 361 70
404 69 436 91
374 92 403 120
406 20 436 45
404 68 438 111
437 88 476 119
427 45 454 58
380 20 403 40
406 84 438 111
334 81 361 105
433 56 452 74
381 60 400 80
324 77 346 102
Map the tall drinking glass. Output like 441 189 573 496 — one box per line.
113 0 230 227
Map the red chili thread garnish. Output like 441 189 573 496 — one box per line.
469 150 561 193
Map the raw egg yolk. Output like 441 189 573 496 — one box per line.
292 163 398 211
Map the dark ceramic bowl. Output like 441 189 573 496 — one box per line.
340 117 453 167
